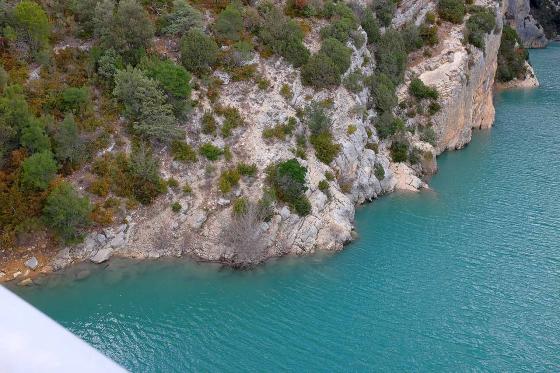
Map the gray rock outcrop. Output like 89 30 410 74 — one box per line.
505 0 549 47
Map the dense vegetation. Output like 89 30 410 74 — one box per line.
496 25 529 82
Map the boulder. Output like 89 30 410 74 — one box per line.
18 278 33 286
90 248 112 264
24 256 39 270
110 232 126 248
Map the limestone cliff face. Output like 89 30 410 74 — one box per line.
505 0 549 48
412 7 502 152
46 0 520 272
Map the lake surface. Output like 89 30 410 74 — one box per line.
12 44 560 372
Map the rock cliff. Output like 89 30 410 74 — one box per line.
25 0 538 276
505 0 549 48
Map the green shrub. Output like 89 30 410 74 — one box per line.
390 141 409 162
182 183 192 194
420 24 439 46
171 140 197 162
171 201 182 212
374 163 385 180
402 24 424 53
200 142 223 161
320 17 355 43
59 87 89 113
219 168 241 193
375 0 397 27
140 57 192 101
237 162 257 177
375 29 407 86
218 106 244 137
438 0 465 24
21 119 50 154
371 73 397 113
167 177 180 189
497 25 529 82
361 9 381 44
304 103 331 136
160 0 203 37
343 70 364 93
280 84 293 100
42 181 91 242
465 7 496 49
409 78 439 100
301 53 340 88
232 196 248 215
201 111 217 135
365 142 379 153
262 118 296 140
318 179 329 192
375 112 405 139
21 151 58 190
428 101 441 115
180 29 219 74
214 4 244 41
257 78 271 90
420 126 437 146
54 114 84 166
325 171 335 181
310 132 340 164
267 158 310 216
320 38 352 75
259 5 310 67
301 37 352 89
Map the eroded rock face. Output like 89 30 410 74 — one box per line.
407 3 503 153
505 0 549 48
42 0 538 272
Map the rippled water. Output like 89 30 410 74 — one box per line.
12 44 560 372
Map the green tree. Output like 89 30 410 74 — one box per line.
141 57 192 100
42 181 92 241
375 28 407 85
129 145 167 204
160 0 203 36
259 5 310 67
267 158 310 216
73 0 99 37
95 0 154 63
21 151 58 190
54 114 84 165
374 0 396 27
214 4 244 41
20 118 50 154
361 9 381 44
180 28 219 74
13 0 50 54
113 66 180 142
371 73 397 113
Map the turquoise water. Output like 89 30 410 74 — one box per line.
12 44 560 371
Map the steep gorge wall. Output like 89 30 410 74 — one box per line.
11 0 525 278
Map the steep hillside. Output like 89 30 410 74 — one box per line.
0 0 539 283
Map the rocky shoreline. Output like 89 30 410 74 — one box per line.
0 0 543 285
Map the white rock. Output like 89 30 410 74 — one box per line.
13 271 22 279
90 248 112 264
24 256 39 270
110 232 126 248
217 198 230 206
